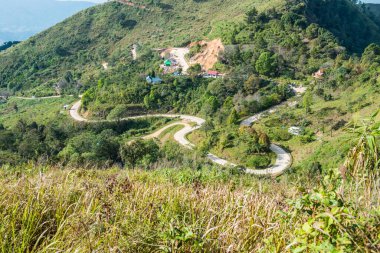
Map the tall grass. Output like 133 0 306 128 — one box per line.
0 163 378 252
0 165 293 252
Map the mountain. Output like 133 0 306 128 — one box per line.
0 0 96 42
367 3 380 16
0 0 279 93
1 0 380 95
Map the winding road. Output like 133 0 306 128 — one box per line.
11 94 293 176
70 100 292 176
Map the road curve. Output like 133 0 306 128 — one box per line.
70 100 292 176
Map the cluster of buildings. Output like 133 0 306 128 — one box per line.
146 59 223 84
203 70 222 78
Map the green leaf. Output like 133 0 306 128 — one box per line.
292 246 307 253
302 222 312 234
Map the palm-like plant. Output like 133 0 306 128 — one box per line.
341 111 380 208
342 111 380 179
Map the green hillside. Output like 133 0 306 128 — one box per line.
1 0 380 171
1 0 380 96
0 0 281 95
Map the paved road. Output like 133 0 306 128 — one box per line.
14 95 64 100
143 122 188 140
69 100 292 176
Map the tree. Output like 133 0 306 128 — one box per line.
12 103 18 112
255 52 278 76
201 120 214 136
94 130 120 161
120 139 159 168
244 75 261 95
303 90 313 114
187 64 202 76
246 7 258 24
227 109 239 125
258 132 271 150
144 90 156 109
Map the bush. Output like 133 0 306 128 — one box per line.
107 104 146 120
271 128 292 141
300 129 316 143
120 139 160 169
247 155 271 168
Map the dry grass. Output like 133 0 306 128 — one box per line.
0 166 298 252
0 164 378 252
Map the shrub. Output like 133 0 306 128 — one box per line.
247 155 271 168
107 104 146 120
271 128 292 141
120 139 160 169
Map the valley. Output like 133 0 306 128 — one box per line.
0 0 379 252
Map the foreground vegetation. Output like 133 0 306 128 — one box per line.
0 157 378 252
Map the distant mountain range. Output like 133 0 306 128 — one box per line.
367 3 380 17
0 0 98 43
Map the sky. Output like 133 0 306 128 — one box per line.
62 0 107 2
0 0 106 43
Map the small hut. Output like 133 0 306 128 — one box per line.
164 59 172 67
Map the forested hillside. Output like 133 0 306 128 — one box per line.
2 0 380 170
367 3 380 17
0 0 277 94
1 0 380 95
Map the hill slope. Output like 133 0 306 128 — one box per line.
1 0 380 96
0 0 280 94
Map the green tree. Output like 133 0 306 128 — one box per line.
201 120 215 137
187 64 202 76
255 52 278 76
246 7 258 24
258 132 271 150
244 75 261 95
120 139 159 168
303 90 313 114
227 109 239 125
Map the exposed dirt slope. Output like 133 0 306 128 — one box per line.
189 39 224 70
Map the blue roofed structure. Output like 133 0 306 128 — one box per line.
146 76 163 84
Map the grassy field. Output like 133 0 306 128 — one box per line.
0 97 76 127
